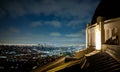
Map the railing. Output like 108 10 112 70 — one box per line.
102 44 120 63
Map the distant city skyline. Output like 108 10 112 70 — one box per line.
0 0 100 46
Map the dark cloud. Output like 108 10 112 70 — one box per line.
0 0 100 18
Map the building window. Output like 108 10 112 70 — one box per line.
112 28 115 36
105 28 119 45
106 29 109 40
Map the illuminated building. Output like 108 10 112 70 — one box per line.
86 16 120 50
86 0 120 55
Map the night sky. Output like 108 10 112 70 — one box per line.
0 0 100 46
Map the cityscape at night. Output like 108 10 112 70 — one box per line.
0 44 85 72
0 0 100 71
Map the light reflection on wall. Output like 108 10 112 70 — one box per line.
95 26 101 50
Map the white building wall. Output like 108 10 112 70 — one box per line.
86 17 120 49
104 18 120 45
87 26 96 47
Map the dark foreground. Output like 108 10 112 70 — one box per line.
57 51 120 72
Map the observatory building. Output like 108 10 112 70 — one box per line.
86 0 120 58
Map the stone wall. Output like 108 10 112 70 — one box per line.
87 26 96 47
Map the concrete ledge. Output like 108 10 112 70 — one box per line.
85 50 100 57
32 56 65 72
74 47 95 58
47 56 86 72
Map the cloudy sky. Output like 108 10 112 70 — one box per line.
0 0 100 46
